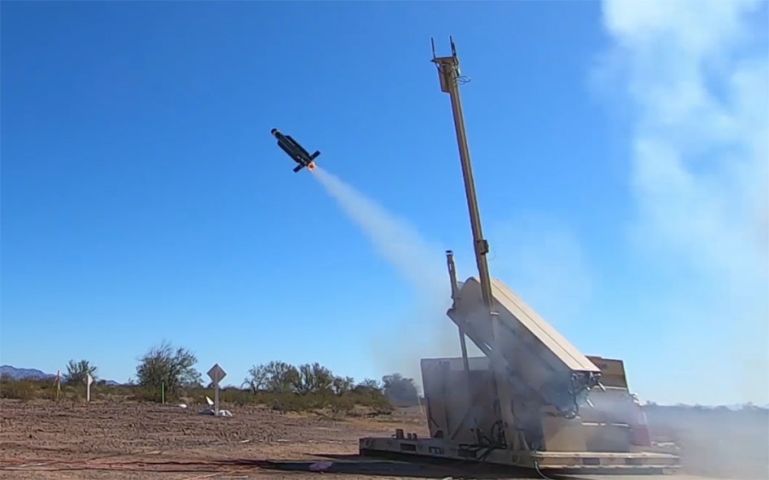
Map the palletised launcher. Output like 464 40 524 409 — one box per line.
358 38 679 474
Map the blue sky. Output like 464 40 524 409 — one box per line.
2 1 767 405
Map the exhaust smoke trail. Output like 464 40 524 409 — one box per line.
312 167 447 296
311 167 461 377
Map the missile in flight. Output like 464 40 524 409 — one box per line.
271 128 320 173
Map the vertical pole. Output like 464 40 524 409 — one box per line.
432 38 516 448
214 383 220 416
433 45 494 311
86 374 91 402
446 250 470 376
161 382 165 404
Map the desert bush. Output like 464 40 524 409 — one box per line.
355 378 381 393
295 363 334 394
382 373 419 406
0 359 394 417
264 361 300 392
243 364 269 393
135 342 202 401
220 387 255 406
0 376 65 401
0 378 38 400
332 376 355 395
238 360 393 414
330 394 355 415
268 393 304 412
64 359 97 385
243 361 300 393
245 362 376 397
128 386 162 402
0 378 182 403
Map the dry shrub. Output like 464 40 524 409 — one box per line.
0 379 37 400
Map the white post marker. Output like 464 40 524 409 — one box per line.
55 370 61 400
86 373 93 402
207 363 227 416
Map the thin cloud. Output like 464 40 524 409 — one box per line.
599 0 768 403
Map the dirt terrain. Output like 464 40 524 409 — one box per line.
0 399 750 480
0 399 431 479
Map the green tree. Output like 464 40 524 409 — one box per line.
263 361 300 393
382 373 419 406
242 364 270 393
64 359 97 385
295 363 334 394
136 342 201 400
332 376 355 395
354 378 382 393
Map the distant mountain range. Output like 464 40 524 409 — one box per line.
0 365 120 385
0 365 55 380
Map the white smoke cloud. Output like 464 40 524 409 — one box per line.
312 167 594 384
489 216 593 329
312 167 459 380
312 167 447 294
600 0 768 403
311 0 769 404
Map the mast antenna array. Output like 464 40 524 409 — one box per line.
430 36 515 447
430 36 493 320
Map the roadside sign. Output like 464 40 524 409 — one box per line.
207 364 227 386
207 363 227 416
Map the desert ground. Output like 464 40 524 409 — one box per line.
0 399 764 480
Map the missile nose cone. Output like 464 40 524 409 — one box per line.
270 128 278 136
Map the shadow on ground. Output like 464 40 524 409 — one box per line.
1 454 578 479
253 453 572 479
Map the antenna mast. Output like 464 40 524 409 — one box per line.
431 37 494 313
432 37 518 447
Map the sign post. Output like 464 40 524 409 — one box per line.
55 370 61 401
86 373 93 402
207 364 227 416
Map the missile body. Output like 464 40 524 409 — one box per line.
271 128 320 172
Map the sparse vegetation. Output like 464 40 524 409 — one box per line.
0 354 396 420
332 375 355 395
240 361 393 414
0 376 39 400
0 351 399 417
382 373 419 406
64 359 97 385
243 362 375 397
0 371 393 415
242 364 269 393
295 362 334 394
0 375 106 401
135 342 202 401
260 361 300 393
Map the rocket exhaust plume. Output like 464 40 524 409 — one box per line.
311 167 460 376
312 167 446 294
